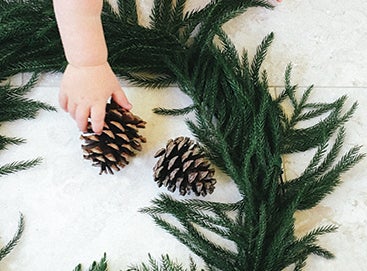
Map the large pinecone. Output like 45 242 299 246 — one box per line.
153 137 216 196
81 100 146 174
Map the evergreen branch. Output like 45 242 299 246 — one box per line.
0 158 42 177
123 73 176 89
0 135 25 150
142 195 234 233
0 96 56 122
153 105 195 116
251 32 274 85
0 74 56 122
285 144 364 210
11 73 39 95
196 0 273 46
128 254 200 271
143 194 239 270
298 225 338 245
281 94 357 154
150 0 173 30
284 225 337 265
151 214 237 270
115 0 138 24
1 1 364 271
0 213 24 261
73 253 108 271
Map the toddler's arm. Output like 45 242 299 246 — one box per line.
53 0 131 134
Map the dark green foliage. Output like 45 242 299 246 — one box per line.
0 74 55 176
278 64 358 154
0 74 55 121
0 0 274 87
0 0 364 270
276 65 365 210
142 20 363 271
0 214 24 261
0 0 65 80
128 254 201 271
73 253 108 271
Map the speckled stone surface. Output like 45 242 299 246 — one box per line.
1 1 366 270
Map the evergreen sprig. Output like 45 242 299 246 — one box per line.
0 74 55 122
0 158 42 177
128 254 201 271
0 74 55 176
0 214 24 261
278 64 358 154
73 253 108 271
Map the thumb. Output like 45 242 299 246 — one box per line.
112 89 132 110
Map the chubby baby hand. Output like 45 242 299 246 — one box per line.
59 62 132 134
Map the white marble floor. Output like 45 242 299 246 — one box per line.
1 0 367 270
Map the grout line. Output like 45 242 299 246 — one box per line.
271 85 367 89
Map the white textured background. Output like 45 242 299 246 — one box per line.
1 0 367 270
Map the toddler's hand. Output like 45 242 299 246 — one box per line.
59 62 132 134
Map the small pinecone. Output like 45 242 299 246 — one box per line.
153 137 216 196
81 100 146 174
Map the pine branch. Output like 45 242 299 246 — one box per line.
143 22 363 270
0 213 24 262
73 253 108 271
0 74 56 122
0 135 25 150
283 133 365 210
1 1 364 271
128 254 200 271
153 105 195 116
251 32 274 85
0 158 42 177
0 0 274 85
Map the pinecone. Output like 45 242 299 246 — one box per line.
81 100 146 174
153 137 216 196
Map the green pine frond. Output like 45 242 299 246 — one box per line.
1 1 364 271
0 213 24 261
144 23 363 270
153 105 195 116
0 135 25 150
283 127 365 210
113 0 138 24
0 0 274 85
150 0 175 30
251 32 274 84
127 254 199 271
73 253 108 271
0 74 56 122
280 90 358 153
0 158 42 177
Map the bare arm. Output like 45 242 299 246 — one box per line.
53 0 131 134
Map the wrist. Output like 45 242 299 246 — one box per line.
67 60 109 69
66 52 108 68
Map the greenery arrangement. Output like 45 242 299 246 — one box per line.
0 0 364 270
0 75 55 261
